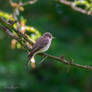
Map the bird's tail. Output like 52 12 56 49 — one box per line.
25 52 34 67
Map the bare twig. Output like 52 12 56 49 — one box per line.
59 0 92 15
20 0 37 6
9 0 37 6
40 53 92 70
39 55 48 64
0 17 92 70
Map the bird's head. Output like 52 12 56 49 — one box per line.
43 32 54 39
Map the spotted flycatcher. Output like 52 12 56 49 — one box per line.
26 32 54 67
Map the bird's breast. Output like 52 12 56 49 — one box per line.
40 39 51 52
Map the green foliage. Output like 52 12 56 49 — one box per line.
0 11 41 49
73 0 92 11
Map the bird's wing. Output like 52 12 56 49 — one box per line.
26 37 49 67
31 37 49 54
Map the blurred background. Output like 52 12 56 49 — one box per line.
0 0 92 91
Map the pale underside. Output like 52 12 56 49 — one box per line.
32 38 51 57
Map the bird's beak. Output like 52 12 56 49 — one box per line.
52 36 55 39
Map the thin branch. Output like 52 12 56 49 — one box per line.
8 0 37 6
40 53 92 70
39 55 48 64
0 17 34 46
0 24 30 51
0 17 92 70
0 24 18 39
20 0 37 6
59 0 92 15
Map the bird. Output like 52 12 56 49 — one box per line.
25 32 54 67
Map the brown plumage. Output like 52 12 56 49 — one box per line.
25 32 53 67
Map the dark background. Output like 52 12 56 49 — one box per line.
0 0 92 91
